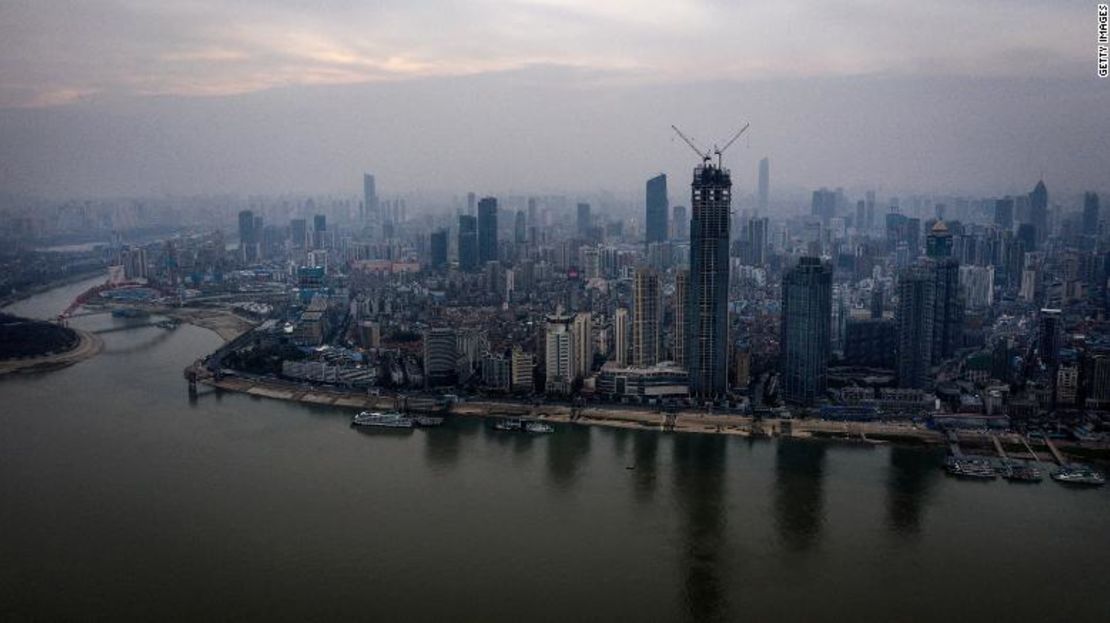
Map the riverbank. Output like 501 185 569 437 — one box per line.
0 269 105 309
0 328 103 376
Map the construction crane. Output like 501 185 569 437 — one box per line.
671 125 711 165
671 122 750 169
713 122 750 168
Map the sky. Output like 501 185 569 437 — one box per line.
0 0 1107 200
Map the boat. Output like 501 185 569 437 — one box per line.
1051 465 1106 486
492 418 523 432
352 411 414 429
414 415 445 427
1001 461 1042 483
944 456 997 479
524 421 554 434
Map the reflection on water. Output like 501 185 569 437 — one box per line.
673 434 728 623
885 446 941 535
774 440 827 552
423 419 463 471
546 424 591 490
631 431 659 503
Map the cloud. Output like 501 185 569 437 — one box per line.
0 0 1096 108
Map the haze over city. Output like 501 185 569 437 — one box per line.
1 1 1107 197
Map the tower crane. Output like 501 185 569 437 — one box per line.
670 125 711 165
713 122 750 168
671 122 751 169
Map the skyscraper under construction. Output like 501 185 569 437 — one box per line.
686 163 732 400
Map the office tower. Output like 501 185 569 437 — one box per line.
423 328 458 387
363 174 378 222
646 174 669 244
1039 308 1062 366
632 267 661 367
746 217 768 265
572 312 594 379
458 214 478 271
811 188 836 224
510 348 534 393
855 200 865 230
514 210 527 244
313 214 326 249
780 257 832 405
960 265 995 309
930 256 963 363
926 220 953 259
994 198 1014 230
1029 180 1048 246
757 157 769 213
1016 223 1036 256
466 192 476 216
290 218 307 249
238 209 254 247
545 314 576 395
1084 192 1100 234
896 266 935 389
672 205 688 240
673 270 688 366
865 190 876 230
429 229 448 271
478 197 498 264
576 203 591 238
687 162 732 400
614 307 630 367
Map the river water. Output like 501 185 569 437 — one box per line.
3 279 1109 621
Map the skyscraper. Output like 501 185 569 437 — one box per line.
423 328 458 387
757 157 769 213
994 198 1014 231
1039 308 1062 366
545 314 576 395
1029 180 1048 246
572 312 594 379
896 266 935 389
811 188 836 224
576 203 591 238
926 221 963 363
614 307 630 367
687 163 731 400
363 173 378 223
478 197 498 264
458 214 478 271
237 209 255 262
632 267 661 367
780 257 832 405
646 174 669 244
514 210 527 244
429 229 448 271
673 270 688 366
313 214 326 249
1083 192 1100 234
746 217 768 266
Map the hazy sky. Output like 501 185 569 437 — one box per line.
1 1 1106 199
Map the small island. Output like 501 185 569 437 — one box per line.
0 313 102 375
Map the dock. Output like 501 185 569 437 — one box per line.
990 434 1008 460
1043 437 1067 466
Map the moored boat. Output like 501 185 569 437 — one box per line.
352 410 414 429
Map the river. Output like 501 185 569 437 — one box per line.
2 279 1109 621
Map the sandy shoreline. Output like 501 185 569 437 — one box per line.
0 329 103 376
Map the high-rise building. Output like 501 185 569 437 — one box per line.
572 312 594 379
811 188 836 224
510 348 534 393
423 328 458 387
632 267 661 367
780 257 832 405
458 214 478 271
614 307 630 367
1083 192 1100 235
545 314 576 395
646 174 669 244
1029 180 1048 246
576 203 591 238
687 163 732 400
757 157 769 213
994 198 1014 231
896 266 935 389
313 214 327 249
363 174 378 223
290 218 307 249
514 210 527 244
1039 308 1062 366
429 229 448 271
671 205 688 240
673 270 688 366
238 210 256 261
478 197 498 264
746 217 768 265
466 192 476 216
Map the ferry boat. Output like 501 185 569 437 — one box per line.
524 421 554 434
352 411 414 429
492 418 523 432
944 456 997 479
1051 465 1106 486
1001 461 1043 483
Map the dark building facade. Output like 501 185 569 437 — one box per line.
780 257 833 405
1029 180 1048 247
458 214 478 271
897 266 935 389
478 197 498 265
1084 192 1100 235
686 165 731 400
646 174 669 244
844 318 896 369
429 229 448 271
